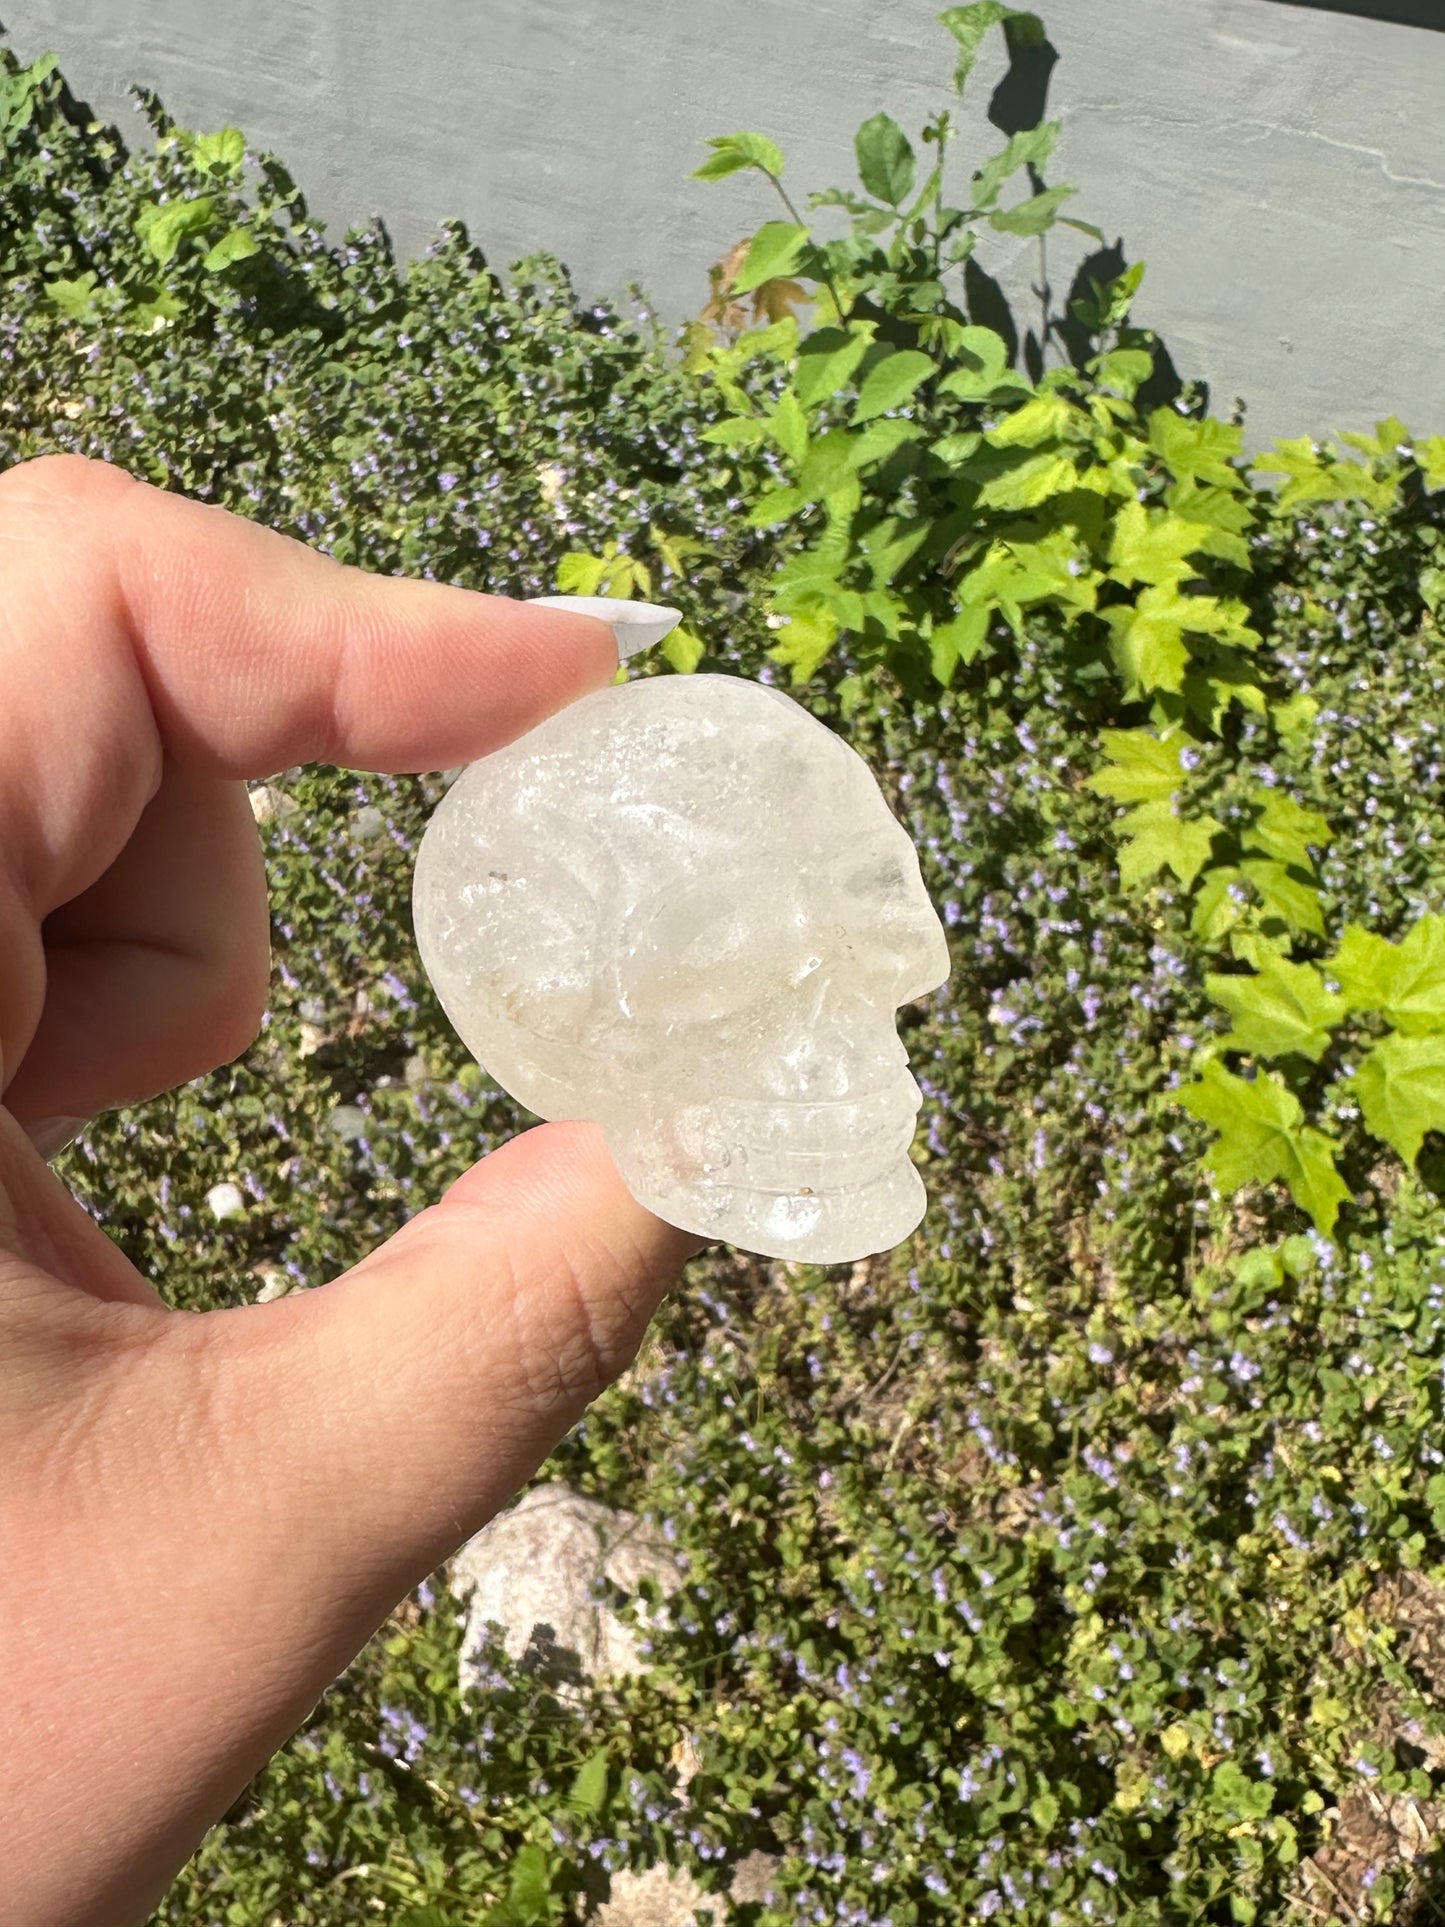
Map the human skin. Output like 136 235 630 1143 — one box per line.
0 455 703 1927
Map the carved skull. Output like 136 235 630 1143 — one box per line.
413 674 950 1262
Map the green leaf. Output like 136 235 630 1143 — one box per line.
662 625 706 673
928 604 991 684
974 449 1078 512
954 539 1077 635
794 324 875 407
936 325 1016 400
1102 587 1191 695
989 184 1077 236
556 550 611 596
202 226 262 272
848 417 925 469
855 112 916 206
1089 346 1154 397
1206 954 1345 1062
1209 1759 1277 1824
1419 435 1445 492
769 604 839 682
692 131 785 181
858 514 930 586
971 121 1060 208
1192 867 1245 946
795 431 858 501
939 3 1046 93
747 485 808 527
483 1842 555 1927
850 349 936 424
1162 478 1255 568
1086 729 1186 805
766 389 809 465
699 415 771 449
1177 1061 1350 1234
731 220 812 296
1107 499 1212 588
1242 791 1330 872
1147 411 1245 487
1115 798 1220 889
985 390 1080 448
190 126 246 175
1331 914 1445 1033
43 271 98 320
1252 436 1400 515
569 1747 611 1816
136 194 217 266
1031 1788 1061 1832
1350 1033 1445 1166
1238 857 1326 938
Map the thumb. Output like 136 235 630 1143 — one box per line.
206 1120 702 1590
20 1121 702 1927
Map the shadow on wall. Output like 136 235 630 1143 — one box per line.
1266 0 1445 29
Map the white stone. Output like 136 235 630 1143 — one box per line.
414 674 949 1263
449 1484 682 1693
205 1181 246 1222
592 1850 779 1926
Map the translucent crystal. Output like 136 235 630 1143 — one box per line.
412 674 951 1262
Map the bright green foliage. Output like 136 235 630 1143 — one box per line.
1176 1061 1351 1234
1204 954 1345 1063
1350 1033 1445 1169
1333 914 1445 1033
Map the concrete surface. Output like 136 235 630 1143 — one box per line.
2 0 1441 447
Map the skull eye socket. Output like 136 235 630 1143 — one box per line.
617 891 814 1025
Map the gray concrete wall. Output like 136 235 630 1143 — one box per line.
2 0 1442 449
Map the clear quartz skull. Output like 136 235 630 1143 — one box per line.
412 674 950 1263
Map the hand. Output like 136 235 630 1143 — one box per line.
0 456 702 1926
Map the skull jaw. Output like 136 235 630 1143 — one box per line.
606 1120 928 1264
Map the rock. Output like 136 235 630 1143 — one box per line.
205 1181 246 1222
590 1851 779 1927
248 783 299 825
327 1104 368 1144
592 1863 721 1927
352 804 387 844
449 1483 683 1693
251 1263 291 1302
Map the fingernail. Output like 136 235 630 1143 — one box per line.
24 1116 90 1162
526 595 683 661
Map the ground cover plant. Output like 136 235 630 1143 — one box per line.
5 8 1445 1921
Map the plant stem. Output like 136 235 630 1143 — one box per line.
768 176 850 327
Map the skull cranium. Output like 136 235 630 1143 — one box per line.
413 674 950 1262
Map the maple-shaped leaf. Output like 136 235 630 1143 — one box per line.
1330 914 1445 1033
1182 650 1268 735
1206 953 1345 1062
985 390 1080 448
1243 791 1330 872
1086 729 1187 805
1147 409 1246 487
1176 1061 1350 1234
1116 798 1221 889
1107 498 1213 588
1238 857 1326 937
1191 866 1244 945
1102 587 1191 695
1350 1032 1445 1166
